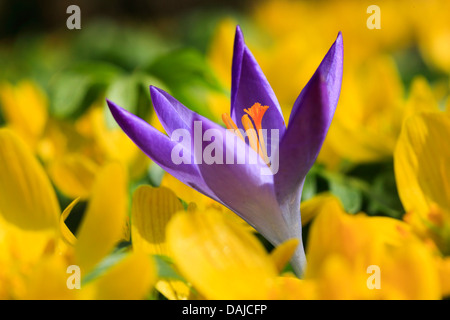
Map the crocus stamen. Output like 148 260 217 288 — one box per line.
241 114 260 157
223 112 268 163
244 103 269 129
244 103 270 165
222 113 245 142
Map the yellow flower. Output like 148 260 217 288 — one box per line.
0 129 156 299
44 103 150 199
394 112 450 251
253 0 414 67
0 80 150 199
0 80 48 151
323 57 405 163
303 195 441 299
412 0 450 73
322 72 443 165
394 112 450 296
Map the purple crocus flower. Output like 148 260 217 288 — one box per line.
107 26 343 276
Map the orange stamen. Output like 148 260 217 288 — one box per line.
222 113 245 142
241 114 260 156
244 103 269 131
222 103 271 166
244 103 270 164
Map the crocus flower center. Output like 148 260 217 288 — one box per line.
222 103 270 165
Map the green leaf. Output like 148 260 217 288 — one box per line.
67 61 122 84
147 163 166 187
73 20 172 71
104 74 140 128
328 178 363 214
147 48 225 119
134 72 168 121
50 72 92 118
49 62 122 118
147 48 222 90
153 254 187 283
81 250 128 285
104 71 170 129
367 171 403 218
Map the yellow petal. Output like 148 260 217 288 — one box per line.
60 197 81 246
326 57 404 163
0 215 57 276
75 162 128 274
167 208 277 299
48 154 99 199
160 173 208 207
273 276 317 300
0 128 59 230
306 226 440 299
131 185 191 300
304 199 365 278
403 76 440 121
207 18 236 88
270 238 299 273
305 198 412 279
131 185 183 256
155 280 192 301
86 251 157 300
316 141 342 171
89 106 149 180
300 192 341 226
304 191 440 299
0 81 48 150
20 255 77 300
379 242 441 299
437 256 450 298
313 255 372 300
394 112 450 218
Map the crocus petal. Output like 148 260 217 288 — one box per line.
149 86 221 158
161 172 256 233
107 99 216 199
193 114 307 275
274 32 343 203
231 26 286 143
192 114 289 244
150 86 220 136
150 86 200 136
